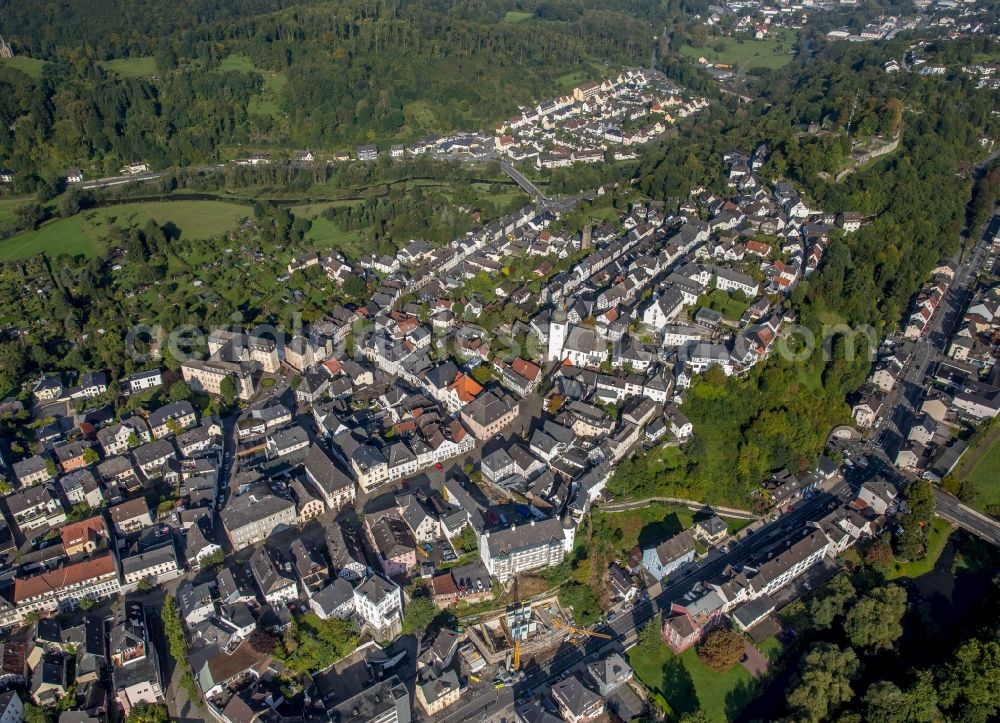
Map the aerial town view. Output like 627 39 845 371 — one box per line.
0 0 999 722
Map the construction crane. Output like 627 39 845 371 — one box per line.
511 576 522 671
552 618 613 640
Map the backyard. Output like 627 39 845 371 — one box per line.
628 637 757 720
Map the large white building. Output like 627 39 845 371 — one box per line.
479 517 571 582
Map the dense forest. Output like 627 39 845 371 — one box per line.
0 0 663 184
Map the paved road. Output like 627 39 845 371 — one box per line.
934 489 1000 546
599 496 757 519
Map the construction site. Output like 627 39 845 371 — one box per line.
463 594 612 681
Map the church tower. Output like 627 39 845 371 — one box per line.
547 307 568 362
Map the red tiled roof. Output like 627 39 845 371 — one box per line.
14 553 117 603
60 516 107 548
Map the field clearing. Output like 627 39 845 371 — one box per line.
503 10 533 22
555 70 588 90
220 55 287 119
0 199 250 262
679 31 797 70
0 56 47 79
85 200 249 239
629 643 755 720
99 56 157 77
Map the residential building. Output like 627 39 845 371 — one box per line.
586 652 633 697
551 674 604 723
6 485 66 533
641 530 696 580
110 602 164 716
303 445 356 512
147 401 197 439
249 546 299 606
127 369 162 394
480 517 568 582
461 390 519 441
0 692 24 723
220 485 296 551
60 516 109 557
415 669 461 715
353 575 404 642
14 553 120 619
309 578 355 620
109 498 154 536
326 521 370 582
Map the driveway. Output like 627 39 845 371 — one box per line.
740 641 768 678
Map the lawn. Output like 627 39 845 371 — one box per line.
0 199 250 262
956 426 1000 511
304 216 365 256
99 56 157 77
884 518 954 580
679 30 798 70
628 642 755 721
698 288 751 321
218 55 256 73
503 10 533 22
0 217 97 262
0 56 47 79
82 200 250 240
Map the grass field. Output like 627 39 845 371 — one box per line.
679 30 797 70
99 56 157 77
884 518 953 580
0 200 250 262
0 56 47 79
956 426 1000 511
304 216 365 256
0 217 96 262
503 10 533 22
629 643 755 720
218 55 256 73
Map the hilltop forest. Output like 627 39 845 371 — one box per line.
0 0 662 188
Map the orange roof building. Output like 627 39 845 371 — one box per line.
447 373 483 405
60 516 108 556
